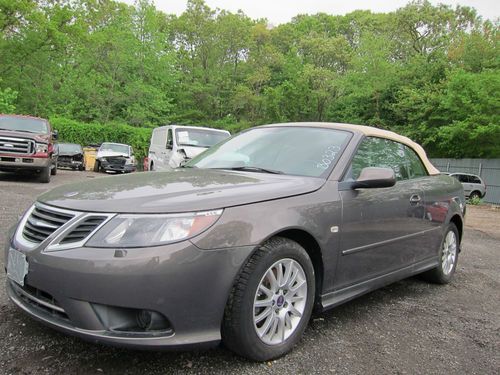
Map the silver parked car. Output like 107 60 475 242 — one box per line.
449 173 486 200
95 142 136 173
5 123 465 361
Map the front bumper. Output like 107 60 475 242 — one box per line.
5 239 254 349
101 163 135 172
99 158 135 172
0 155 51 171
58 159 83 169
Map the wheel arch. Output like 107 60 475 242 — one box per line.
449 214 463 243
266 229 324 304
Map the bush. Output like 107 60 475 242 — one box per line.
50 117 152 161
467 195 482 205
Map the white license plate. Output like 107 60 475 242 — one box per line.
7 248 29 286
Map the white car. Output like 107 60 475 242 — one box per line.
148 125 230 171
95 142 135 173
449 173 486 200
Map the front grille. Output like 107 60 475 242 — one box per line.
60 216 107 244
58 156 72 163
0 136 35 155
10 281 69 321
22 205 75 244
104 157 126 167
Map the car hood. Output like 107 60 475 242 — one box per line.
38 169 325 213
0 129 50 143
59 151 83 157
96 150 129 159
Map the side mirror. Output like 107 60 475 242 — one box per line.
52 130 59 140
352 167 396 189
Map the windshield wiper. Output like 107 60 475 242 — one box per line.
215 166 284 174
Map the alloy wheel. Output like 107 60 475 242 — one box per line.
253 258 308 345
441 230 457 275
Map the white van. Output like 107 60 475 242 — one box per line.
148 125 230 171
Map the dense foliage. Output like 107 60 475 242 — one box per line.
1 0 498 157
50 117 152 160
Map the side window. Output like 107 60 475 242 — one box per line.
458 175 469 183
348 137 406 181
470 176 481 184
404 145 427 179
166 129 173 149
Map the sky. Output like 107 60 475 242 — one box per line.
120 0 499 23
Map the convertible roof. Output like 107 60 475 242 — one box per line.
262 122 440 175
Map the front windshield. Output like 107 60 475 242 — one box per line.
99 143 129 154
187 127 350 177
59 143 82 153
0 116 48 134
175 128 229 148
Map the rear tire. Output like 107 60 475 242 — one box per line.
421 223 459 284
38 166 51 183
222 237 315 361
469 191 481 200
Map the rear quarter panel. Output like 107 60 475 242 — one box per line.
420 175 465 252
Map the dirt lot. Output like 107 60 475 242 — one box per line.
0 170 499 374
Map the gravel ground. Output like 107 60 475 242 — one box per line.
0 170 499 374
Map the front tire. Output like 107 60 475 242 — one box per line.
222 237 315 361
50 161 57 175
421 223 459 284
38 166 51 183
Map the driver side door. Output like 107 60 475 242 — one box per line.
335 137 427 289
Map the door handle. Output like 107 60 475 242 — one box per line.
410 194 421 204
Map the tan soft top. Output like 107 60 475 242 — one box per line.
263 122 440 175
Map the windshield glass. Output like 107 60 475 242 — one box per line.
0 116 48 134
187 127 350 177
175 128 229 148
59 143 82 153
99 143 129 154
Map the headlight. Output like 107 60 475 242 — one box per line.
86 210 222 248
125 158 134 165
36 143 48 153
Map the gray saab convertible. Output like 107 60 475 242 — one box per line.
5 123 465 361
